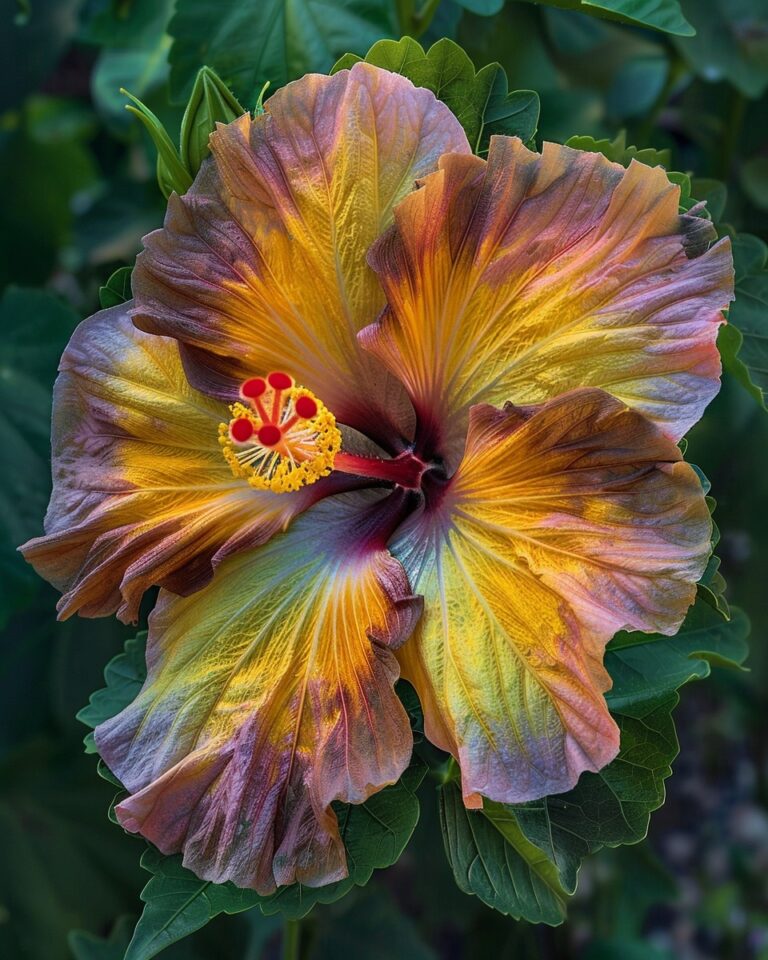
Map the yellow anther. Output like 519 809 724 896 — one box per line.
219 383 341 493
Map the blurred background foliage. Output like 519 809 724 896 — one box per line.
1 0 767 958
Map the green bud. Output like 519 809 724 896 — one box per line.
180 66 245 177
122 88 192 199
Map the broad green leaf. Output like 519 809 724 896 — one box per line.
565 131 671 169
332 37 539 154
519 0 694 37
605 603 749 715
80 0 175 50
440 780 568 924
675 0 768 99
123 848 261 960
98 265 133 309
722 233 768 408
179 67 245 176
0 288 77 626
77 633 147 753
92 34 172 123
438 601 749 923
168 0 396 104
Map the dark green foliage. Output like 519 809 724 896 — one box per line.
168 0 396 103
721 233 768 407
333 36 539 152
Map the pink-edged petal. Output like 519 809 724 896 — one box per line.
394 388 711 805
20 305 312 622
131 62 470 447
96 497 422 892
363 137 734 452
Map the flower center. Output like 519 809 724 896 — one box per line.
219 372 341 493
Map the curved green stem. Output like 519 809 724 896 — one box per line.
282 919 301 960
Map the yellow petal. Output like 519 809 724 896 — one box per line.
132 63 470 447
21 305 310 622
394 388 711 804
96 499 421 892
365 137 734 452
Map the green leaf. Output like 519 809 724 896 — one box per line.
565 131 671 169
519 0 694 37
722 233 768 408
80 0 175 50
675 0 768 99
98 265 133 309
77 632 147 753
438 601 749 923
168 0 396 105
179 67 245 176
332 37 539 154
605 602 749 714
123 848 261 960
689 177 728 222
92 34 172 123
439 780 568 924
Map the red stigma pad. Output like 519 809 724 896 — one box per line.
257 424 282 447
268 371 292 390
294 396 318 419
231 418 255 443
241 377 267 398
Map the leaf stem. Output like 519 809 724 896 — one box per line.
282 918 301 960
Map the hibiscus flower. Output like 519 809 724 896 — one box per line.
21 63 733 893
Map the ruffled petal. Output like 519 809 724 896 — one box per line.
132 62 470 447
20 305 312 623
364 137 734 450
95 497 421 893
393 388 711 805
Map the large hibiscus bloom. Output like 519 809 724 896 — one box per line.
22 63 733 893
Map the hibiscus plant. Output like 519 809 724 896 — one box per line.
8 2 767 959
